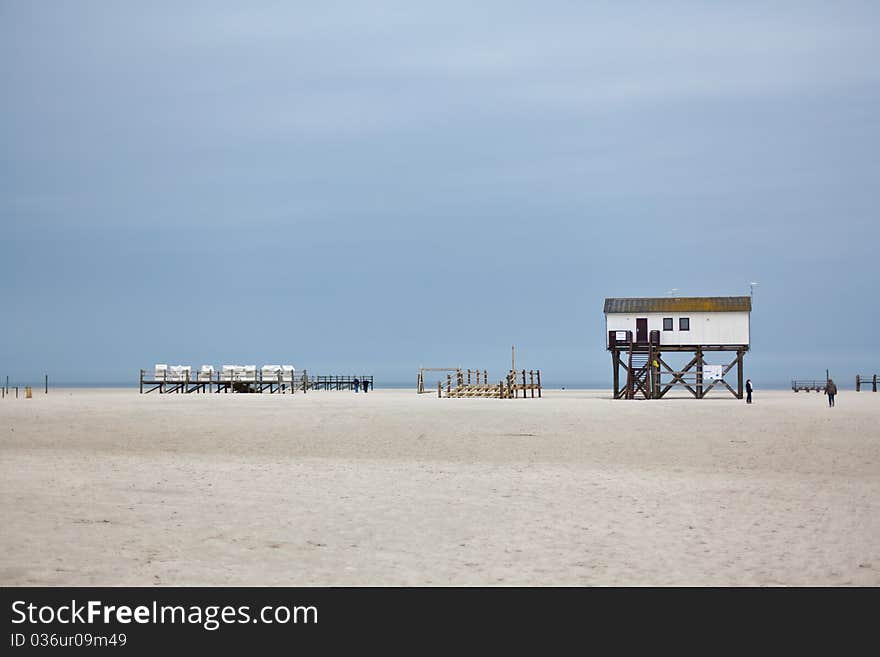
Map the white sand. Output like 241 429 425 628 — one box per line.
1 388 878 586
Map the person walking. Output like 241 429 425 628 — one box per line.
353 377 360 393
825 378 837 407
745 378 753 404
361 378 369 393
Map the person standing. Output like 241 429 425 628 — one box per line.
826 378 837 407
362 378 369 393
745 379 753 404
353 377 360 393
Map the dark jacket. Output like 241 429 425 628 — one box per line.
826 381 838 395
746 381 753 393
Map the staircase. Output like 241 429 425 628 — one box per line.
625 340 653 399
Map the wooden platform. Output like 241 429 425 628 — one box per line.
139 370 375 394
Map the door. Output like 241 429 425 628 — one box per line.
636 318 648 343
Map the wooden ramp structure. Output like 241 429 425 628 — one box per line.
438 368 542 399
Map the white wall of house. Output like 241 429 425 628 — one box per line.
606 311 750 346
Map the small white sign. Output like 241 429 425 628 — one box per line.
704 365 723 381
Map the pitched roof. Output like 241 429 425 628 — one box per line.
604 296 751 313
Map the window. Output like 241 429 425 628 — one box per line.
679 317 690 331
663 318 673 331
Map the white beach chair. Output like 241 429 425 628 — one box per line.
281 365 295 382
154 364 168 381
261 365 282 381
241 365 257 382
198 365 214 382
168 365 191 382
220 365 236 382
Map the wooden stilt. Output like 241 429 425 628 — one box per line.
696 349 704 399
737 349 744 399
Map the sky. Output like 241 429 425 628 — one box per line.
2 1 879 386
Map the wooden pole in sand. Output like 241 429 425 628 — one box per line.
45 374 48 394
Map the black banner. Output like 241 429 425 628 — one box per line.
1 587 874 652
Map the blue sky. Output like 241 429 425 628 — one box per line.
2 1 878 386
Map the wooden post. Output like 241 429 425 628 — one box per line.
447 374 451 395
45 374 48 394
512 345 515 373
521 369 526 400
438 380 442 398
696 349 703 399
874 374 878 393
537 370 541 397
856 375 861 392
737 350 744 400
611 351 619 399
139 370 144 394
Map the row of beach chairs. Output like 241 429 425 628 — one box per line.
152 364 296 382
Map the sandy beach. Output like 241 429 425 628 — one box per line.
1 388 878 586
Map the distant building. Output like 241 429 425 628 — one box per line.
604 296 751 400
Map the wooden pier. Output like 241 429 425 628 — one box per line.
791 380 827 392
855 374 878 392
140 369 375 394
140 369 309 394
308 375 374 391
